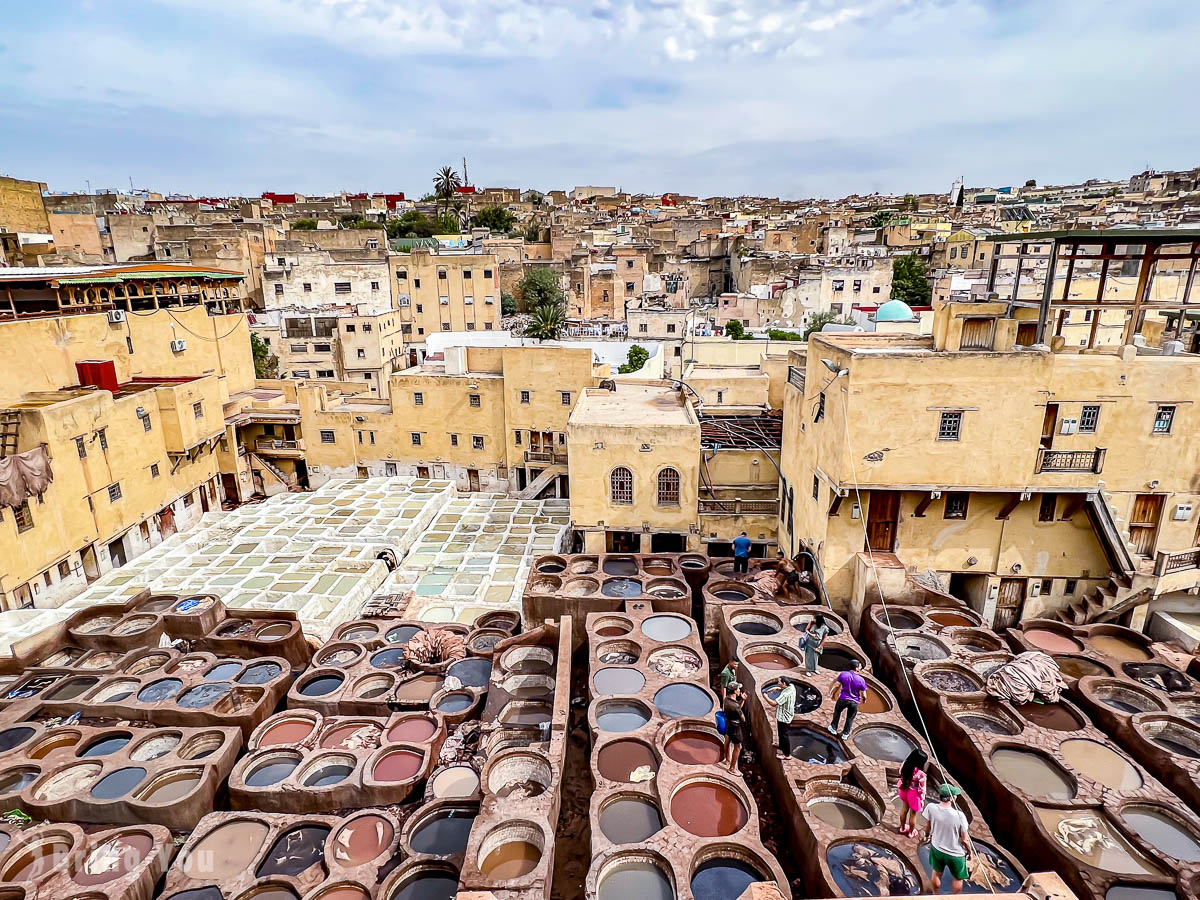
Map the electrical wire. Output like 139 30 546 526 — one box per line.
837 384 997 893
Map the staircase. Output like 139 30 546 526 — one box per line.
1051 484 1145 625
249 452 293 489
518 465 565 500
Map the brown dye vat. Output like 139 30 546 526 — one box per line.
1090 635 1152 661
183 819 270 878
140 770 202 802
1023 629 1083 653
745 652 796 670
3 836 72 881
928 610 975 627
316 886 370 900
809 797 875 829
330 814 394 865
1035 807 1165 876
991 748 1075 799
29 734 79 758
394 676 443 702
664 731 723 765
670 782 748 836
373 749 423 782
386 718 438 743
596 626 627 637
321 724 382 750
256 623 292 641
481 841 541 879
859 685 890 713
247 887 299 900
1017 702 1083 731
1056 656 1111 679
1059 739 1143 790
126 653 170 675
260 719 316 747
73 832 155 885
597 741 658 782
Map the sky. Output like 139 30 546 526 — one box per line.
1 0 1198 200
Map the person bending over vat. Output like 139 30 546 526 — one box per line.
721 683 747 774
923 783 974 894
828 658 866 739
897 748 928 836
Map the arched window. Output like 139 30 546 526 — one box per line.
610 467 633 505
657 468 681 506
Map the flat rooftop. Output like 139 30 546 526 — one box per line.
571 383 695 426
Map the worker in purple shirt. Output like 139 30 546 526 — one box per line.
732 532 752 574
828 658 867 739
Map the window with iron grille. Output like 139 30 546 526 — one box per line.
938 411 962 441
411 433 422 446
520 390 530 404
514 431 522 446
561 392 571 406
657 468 680 506
1079 405 1100 433
944 492 969 519
108 483 122 503
143 414 152 432
1039 493 1057 522
320 430 335 443
1153 405 1175 434
334 282 351 293
450 434 459 446
98 428 108 450
13 501 33 533
472 435 484 450
610 467 633 504
76 436 87 459
469 394 481 407
150 463 160 478
193 401 203 420
414 392 424 406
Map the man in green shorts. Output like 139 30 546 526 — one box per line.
923 783 973 894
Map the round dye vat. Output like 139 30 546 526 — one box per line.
596 702 650 733
764 680 822 714
436 693 474 714
408 807 477 855
371 649 407 669
593 667 645 696
788 728 848 764
1150 728 1200 759
30 733 78 759
90 767 146 799
137 678 183 703
92 679 139 703
76 615 119 634
1056 656 1111 679
734 620 780 636
183 819 270 878
205 662 242 681
1122 807 1200 861
664 731 723 765
809 796 875 829
1107 889 1178 900
303 759 355 787
246 887 299 900
321 723 382 751
313 888 370 900
35 763 101 800
387 718 438 743
641 615 691 642
1091 635 1152 661
0 727 35 753
670 782 748 837
598 740 659 781
447 658 492 688
597 859 673 900
80 733 132 757
373 749 424 782
928 610 976 627
602 579 642 598
1060 739 1142 790
1035 807 1165 876
500 704 552 726
320 648 363 668
653 684 713 719
600 797 663 843
853 727 918 763
431 765 479 798
80 652 121 669
827 842 921 897
331 814 394 865
0 768 39 794
245 754 301 787
1016 702 1083 731
923 669 981 693
957 713 1020 736
386 625 422 645
178 682 232 709
713 589 752 602
180 732 224 760
818 648 860 671
595 624 630 638
3 836 73 881
257 825 330 877
47 677 98 701
602 558 638 575
747 652 797 670
259 718 316 747
480 841 542 879
125 653 169 675
131 734 180 760
299 674 345 697
1125 663 1196 694
1024 629 1082 653
394 675 444 702
917 840 1020 894
238 662 283 685
991 748 1075 799
140 770 201 802
389 870 460 900
879 610 924 630
859 685 891 714
73 832 155 885
256 623 293 642
691 859 765 900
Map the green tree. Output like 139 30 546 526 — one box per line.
523 222 541 243
250 333 278 379
501 292 517 316
471 206 516 233
527 303 566 341
766 328 804 341
433 165 462 216
291 218 318 230
618 344 650 374
433 212 462 234
517 267 565 313
724 320 746 340
903 193 917 211
386 212 436 239
870 210 894 228
891 255 932 306
803 310 857 340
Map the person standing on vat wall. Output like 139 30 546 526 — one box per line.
765 678 796 757
923 783 973 894
828 658 866 739
897 748 928 836
717 661 738 702
798 612 829 674
721 683 747 774
732 531 752 574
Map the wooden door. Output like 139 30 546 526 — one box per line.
865 491 899 552
1016 323 1038 346
1041 403 1059 449
994 578 1026 630
467 469 480 491
1129 494 1164 557
416 466 430 479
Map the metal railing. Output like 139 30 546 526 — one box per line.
1155 547 1200 576
255 439 304 453
787 365 805 391
699 498 780 516
1034 447 1105 474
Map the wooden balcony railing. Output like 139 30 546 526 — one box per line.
1155 547 1200 576
1034 447 1105 474
699 498 780 516
524 449 567 465
255 439 305 454
787 366 805 391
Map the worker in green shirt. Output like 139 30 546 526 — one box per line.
718 662 738 701
766 678 796 756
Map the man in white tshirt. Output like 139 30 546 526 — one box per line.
923 783 973 894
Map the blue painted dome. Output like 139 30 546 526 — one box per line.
874 299 915 321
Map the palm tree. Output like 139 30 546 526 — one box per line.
527 302 566 342
433 166 462 217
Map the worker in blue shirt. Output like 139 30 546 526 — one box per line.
732 531 752 574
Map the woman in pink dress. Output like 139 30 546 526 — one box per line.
898 748 928 836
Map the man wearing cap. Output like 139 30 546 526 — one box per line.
923 783 973 894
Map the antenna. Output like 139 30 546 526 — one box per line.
462 157 468 186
